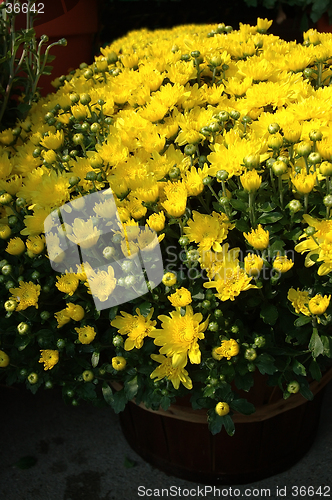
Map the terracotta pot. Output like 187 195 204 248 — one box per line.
115 368 332 484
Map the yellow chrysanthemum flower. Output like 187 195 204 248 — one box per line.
66 218 100 249
308 294 331 316
162 180 187 217
75 325 97 345
168 288 192 308
244 253 264 277
111 308 156 350
272 253 294 273
84 263 116 302
162 272 177 286
0 224 11 239
111 356 127 371
150 306 208 368
54 309 71 328
65 303 85 321
212 339 240 361
291 171 316 194
9 281 41 311
5 237 25 255
39 350 59 370
184 211 234 252
244 225 269 250
150 354 193 390
240 169 262 192
146 212 166 232
26 235 46 255
287 288 310 316
39 130 64 150
55 273 80 296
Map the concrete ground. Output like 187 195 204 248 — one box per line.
0 382 331 500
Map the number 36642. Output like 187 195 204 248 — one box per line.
4 3 45 14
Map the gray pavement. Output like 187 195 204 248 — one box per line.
0 381 331 500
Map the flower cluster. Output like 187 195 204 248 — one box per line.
1 19 332 434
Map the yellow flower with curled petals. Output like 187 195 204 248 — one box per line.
5 237 25 255
168 288 192 308
244 225 269 250
75 325 97 345
273 253 294 273
39 350 59 370
308 294 331 316
150 354 193 390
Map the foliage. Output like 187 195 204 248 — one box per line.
1 18 332 434
0 0 66 130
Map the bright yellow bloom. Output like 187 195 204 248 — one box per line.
146 212 166 232
244 253 264 277
84 263 116 302
75 325 97 344
291 171 316 194
55 273 80 296
66 218 100 249
184 211 234 252
111 308 156 350
54 309 71 328
162 181 187 217
287 288 310 316
244 225 269 250
65 303 85 321
308 294 331 315
5 237 25 255
39 130 64 150
0 350 10 367
240 169 262 192
38 350 59 370
111 356 127 371
215 402 230 416
168 288 192 308
42 149 57 164
0 224 11 239
150 354 193 390
272 253 294 273
26 235 46 255
183 166 204 196
212 339 239 361
150 306 208 368
162 272 177 286
9 281 41 311
256 17 273 32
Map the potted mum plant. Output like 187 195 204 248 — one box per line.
1 17 332 483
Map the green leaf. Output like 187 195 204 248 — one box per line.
234 373 254 392
229 198 248 212
207 409 222 435
255 353 277 375
292 359 306 376
160 395 171 411
109 306 119 321
102 381 114 405
230 398 255 415
260 304 278 325
309 360 322 381
112 389 127 413
257 201 277 212
309 329 324 358
223 415 235 436
138 301 152 317
235 219 250 232
14 456 37 470
124 376 138 400
298 377 314 401
257 212 284 224
294 316 312 327
321 335 332 357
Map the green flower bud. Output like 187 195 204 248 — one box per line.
272 160 288 176
307 152 321 165
184 144 196 156
309 129 323 142
229 110 240 120
17 322 30 335
216 170 229 181
80 93 91 105
287 199 302 213
320 161 332 176
323 195 332 208
268 123 280 134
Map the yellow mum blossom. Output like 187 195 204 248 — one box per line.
40 130 64 150
26 235 46 255
75 325 97 345
0 224 11 239
54 309 71 328
215 402 230 416
9 281 41 311
287 288 310 316
5 237 25 255
168 288 192 308
240 169 262 192
150 354 193 390
256 17 273 32
146 212 166 232
39 350 59 370
212 339 240 360
0 151 13 179
244 224 269 250
65 303 85 321
308 294 331 316
183 166 205 197
55 273 80 296
272 253 294 273
150 305 208 367
244 253 264 277
84 263 116 302
111 308 156 350
42 149 57 164
21 207 51 236
162 180 187 217
291 171 316 194
112 356 127 371
162 272 177 286
66 218 100 249
184 211 234 252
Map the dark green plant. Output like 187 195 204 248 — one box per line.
0 0 67 129
244 0 332 24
